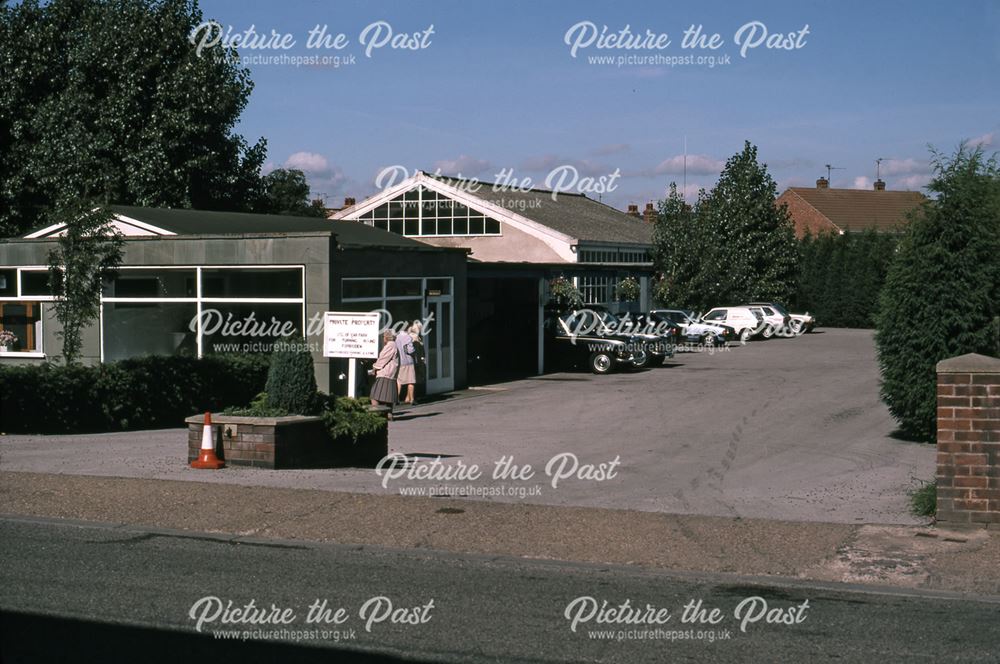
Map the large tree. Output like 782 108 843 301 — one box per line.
0 0 267 238
652 142 799 311
262 169 328 217
875 145 1000 441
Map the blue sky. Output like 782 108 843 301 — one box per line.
199 0 999 209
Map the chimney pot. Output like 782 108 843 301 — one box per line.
816 177 829 189
874 179 886 191
643 202 656 224
626 204 640 217
344 197 356 207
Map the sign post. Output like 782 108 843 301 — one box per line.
323 312 381 398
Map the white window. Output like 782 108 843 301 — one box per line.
100 265 306 360
357 186 502 237
0 267 53 357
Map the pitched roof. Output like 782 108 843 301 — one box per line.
782 187 925 232
27 205 447 250
425 174 653 245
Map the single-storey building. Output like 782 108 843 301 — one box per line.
0 207 468 395
778 177 926 238
331 171 656 383
1 172 657 390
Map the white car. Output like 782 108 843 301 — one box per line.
700 307 763 342
747 305 790 339
648 309 736 345
748 302 815 334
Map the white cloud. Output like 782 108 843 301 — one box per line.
519 155 614 178
969 132 995 148
653 154 724 176
880 158 932 176
852 176 872 190
433 155 493 177
284 151 330 175
897 174 932 191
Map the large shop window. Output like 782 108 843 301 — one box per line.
103 302 198 361
0 302 42 353
100 266 305 360
356 186 502 237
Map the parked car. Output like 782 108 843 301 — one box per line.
746 305 790 339
648 309 737 346
747 302 816 334
601 309 678 366
699 307 764 342
543 309 648 374
566 307 672 368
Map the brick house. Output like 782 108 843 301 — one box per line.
777 177 926 238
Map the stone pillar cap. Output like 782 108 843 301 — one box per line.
936 353 1000 373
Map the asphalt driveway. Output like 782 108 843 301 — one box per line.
0 329 936 524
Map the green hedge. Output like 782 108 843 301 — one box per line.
0 354 270 433
795 229 898 328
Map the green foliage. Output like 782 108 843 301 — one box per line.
909 480 937 518
652 142 799 310
0 0 268 238
0 353 270 433
795 229 898 328
548 276 584 310
615 276 641 302
264 339 319 415
320 395 388 444
222 391 288 417
46 203 124 364
876 145 1000 441
262 169 327 217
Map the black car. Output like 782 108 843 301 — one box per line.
544 308 649 374
607 310 679 364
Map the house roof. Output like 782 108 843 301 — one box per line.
782 187 926 232
26 205 449 250
424 174 654 246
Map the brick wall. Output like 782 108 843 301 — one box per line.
935 353 1000 528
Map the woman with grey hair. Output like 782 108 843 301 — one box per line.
369 329 399 416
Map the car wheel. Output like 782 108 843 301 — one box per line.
739 328 752 343
762 324 774 339
790 320 803 335
589 351 614 374
630 349 650 369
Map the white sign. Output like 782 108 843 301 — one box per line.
323 311 381 359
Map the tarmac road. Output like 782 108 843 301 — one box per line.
1 517 998 663
0 329 936 525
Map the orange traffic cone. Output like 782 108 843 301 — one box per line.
191 411 225 469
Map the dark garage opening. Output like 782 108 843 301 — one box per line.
466 276 539 385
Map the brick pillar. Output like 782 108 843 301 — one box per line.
935 353 1000 528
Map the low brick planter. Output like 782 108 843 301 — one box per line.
185 412 388 469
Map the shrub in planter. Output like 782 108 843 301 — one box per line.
548 276 583 311
616 276 641 302
320 395 387 443
264 339 319 415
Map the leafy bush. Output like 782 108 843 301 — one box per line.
264 339 319 415
320 395 387 444
909 480 937 518
222 392 288 417
0 354 269 433
875 146 1000 441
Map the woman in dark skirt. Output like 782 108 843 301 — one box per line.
369 330 400 416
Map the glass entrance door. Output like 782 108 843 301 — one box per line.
424 295 453 394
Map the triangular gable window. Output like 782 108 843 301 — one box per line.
358 186 501 237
